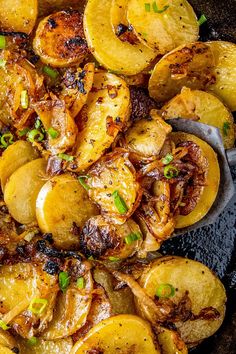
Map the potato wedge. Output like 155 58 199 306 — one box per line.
18 337 73 354
207 41 236 111
36 174 99 249
69 71 130 172
84 0 156 75
0 141 39 191
4 158 47 224
33 11 89 67
149 42 215 103
157 327 188 354
87 150 141 224
162 87 235 149
127 0 198 53
0 330 20 354
138 256 226 344
0 0 37 34
70 314 160 354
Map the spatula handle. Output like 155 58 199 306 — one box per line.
226 148 236 167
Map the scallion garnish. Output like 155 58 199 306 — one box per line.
27 336 38 346
223 122 230 136
0 59 6 68
43 65 59 79
20 90 29 109
28 129 44 143
59 271 70 293
198 14 207 26
0 320 9 330
112 190 128 214
156 284 175 298
77 277 85 289
48 127 59 139
1 133 14 148
125 232 142 245
28 298 48 315
78 176 90 191
18 128 30 137
109 256 120 262
35 119 41 129
164 165 179 179
145 3 151 11
58 153 74 162
0 35 6 49
152 1 169 13
162 153 173 165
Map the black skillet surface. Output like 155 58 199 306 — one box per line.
160 1 236 352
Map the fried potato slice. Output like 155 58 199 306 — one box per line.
69 71 130 172
18 337 73 354
33 11 88 67
36 174 99 249
87 150 141 224
111 0 129 32
0 330 20 354
38 0 86 16
70 314 160 354
0 141 39 191
149 42 215 103
162 87 235 149
171 132 220 228
84 0 156 75
0 0 37 34
207 41 236 111
138 256 226 344
157 327 188 354
127 0 198 53
4 158 47 224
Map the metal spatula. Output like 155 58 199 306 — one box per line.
168 118 236 235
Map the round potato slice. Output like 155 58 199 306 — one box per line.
162 87 235 149
0 141 39 191
70 314 160 354
111 0 129 32
18 337 73 354
138 256 226 344
4 158 47 225
36 174 99 249
33 11 89 67
127 0 198 53
84 0 156 75
207 41 236 111
149 42 215 103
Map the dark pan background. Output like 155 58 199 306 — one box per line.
160 1 236 352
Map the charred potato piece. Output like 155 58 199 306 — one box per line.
69 71 130 172
127 0 198 53
38 0 86 16
162 87 235 149
138 256 226 344
36 174 99 249
71 314 160 354
0 141 39 191
33 11 89 67
87 151 141 224
84 0 156 75
18 337 73 354
4 158 47 224
149 42 215 103
0 0 37 34
207 41 236 111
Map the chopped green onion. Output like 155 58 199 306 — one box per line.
88 255 95 260
198 14 207 26
20 90 29 109
0 35 6 49
145 3 151 11
0 59 6 68
43 65 59 79
164 165 179 179
162 153 173 165
109 256 120 262
27 337 38 346
48 127 59 139
18 128 30 137
28 129 44 143
223 122 230 136
112 190 128 214
156 284 175 298
28 298 48 315
35 119 41 129
152 1 169 13
58 153 74 162
1 133 14 148
59 271 70 293
78 176 90 191
0 320 9 330
125 232 142 245
77 277 85 289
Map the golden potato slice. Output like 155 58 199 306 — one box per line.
87 151 141 224
0 141 39 191
207 41 236 111
38 0 86 16
70 314 160 354
36 174 99 249
69 71 130 172
0 330 20 354
33 11 89 67
171 132 220 228
157 327 188 354
18 337 73 354
111 0 129 32
162 87 235 149
127 0 198 53
138 256 226 344
4 158 47 224
84 0 156 75
149 42 215 103
0 0 37 34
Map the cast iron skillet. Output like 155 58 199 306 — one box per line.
160 0 236 352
